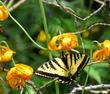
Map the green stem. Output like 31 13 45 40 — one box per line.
11 58 16 66
0 41 9 47
9 14 47 51
81 45 93 94
38 0 58 93
55 82 60 94
25 85 30 94
92 40 100 46
0 77 9 94
0 1 47 51
81 67 90 94
38 0 52 59
38 0 49 43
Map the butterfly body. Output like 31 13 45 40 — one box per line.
35 53 89 84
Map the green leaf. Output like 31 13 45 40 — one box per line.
24 85 37 94
84 62 109 84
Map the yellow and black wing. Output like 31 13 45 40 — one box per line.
35 53 89 84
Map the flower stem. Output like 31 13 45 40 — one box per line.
38 1 58 94
55 82 60 94
9 14 47 51
0 0 47 51
38 0 52 59
38 0 49 43
81 45 93 94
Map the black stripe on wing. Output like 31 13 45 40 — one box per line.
45 63 49 68
77 54 89 71
35 53 89 84
35 71 74 84
52 58 67 71
40 65 45 69
70 54 73 68
71 54 89 79
62 54 69 70
62 54 76 70
48 61 57 70
73 54 77 64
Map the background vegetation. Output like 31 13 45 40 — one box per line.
0 0 110 94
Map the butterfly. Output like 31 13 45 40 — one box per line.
35 53 89 84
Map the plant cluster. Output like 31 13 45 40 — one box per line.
0 0 110 94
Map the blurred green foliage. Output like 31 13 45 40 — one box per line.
0 0 110 94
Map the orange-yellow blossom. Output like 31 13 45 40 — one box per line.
93 40 110 62
93 48 110 62
0 6 9 21
0 45 16 63
6 64 33 89
37 30 50 42
48 33 78 51
100 40 110 50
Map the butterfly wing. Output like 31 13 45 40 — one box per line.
61 53 89 80
35 53 89 84
35 57 72 83
73 54 89 80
